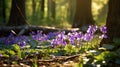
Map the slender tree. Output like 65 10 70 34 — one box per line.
48 0 56 20
40 0 45 19
32 0 36 21
72 0 94 28
7 0 28 26
100 0 120 45
67 0 75 23
0 0 6 24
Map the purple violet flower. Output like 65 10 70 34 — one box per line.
18 41 26 47
47 32 56 39
100 26 107 33
0 53 2 58
57 31 66 40
87 25 98 34
83 33 93 41
30 30 43 41
76 32 83 40
67 32 75 45
50 31 67 46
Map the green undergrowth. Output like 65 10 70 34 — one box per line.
0 38 120 66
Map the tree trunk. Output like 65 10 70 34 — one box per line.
0 0 6 24
7 0 28 26
48 0 56 20
40 0 45 19
96 4 108 24
72 0 94 28
32 0 36 21
100 0 120 45
67 0 75 23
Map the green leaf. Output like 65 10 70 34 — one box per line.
95 51 116 62
12 44 20 51
12 44 22 59
102 44 115 50
2 54 9 58
95 53 104 61
76 63 83 67
64 44 76 55
8 50 15 56
28 40 38 48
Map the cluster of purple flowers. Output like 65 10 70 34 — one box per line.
50 25 107 47
0 25 107 47
0 33 29 47
30 30 57 42
51 31 67 46
67 31 83 45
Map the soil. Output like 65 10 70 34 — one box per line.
0 54 80 67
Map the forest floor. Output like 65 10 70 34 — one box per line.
0 54 80 67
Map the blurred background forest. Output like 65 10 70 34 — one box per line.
0 0 108 29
